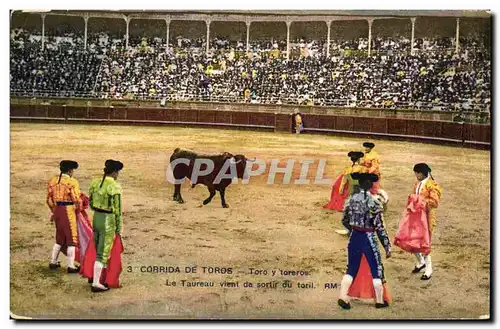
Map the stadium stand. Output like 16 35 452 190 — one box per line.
9 11 491 113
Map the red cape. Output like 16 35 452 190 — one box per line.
348 254 392 304
323 174 349 211
394 194 431 255
80 234 124 288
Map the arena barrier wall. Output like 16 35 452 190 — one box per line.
10 104 490 150
10 96 490 124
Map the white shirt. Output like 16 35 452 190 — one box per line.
416 177 429 195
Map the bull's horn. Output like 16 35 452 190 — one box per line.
235 159 243 164
246 157 257 162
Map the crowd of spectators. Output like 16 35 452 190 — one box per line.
10 28 491 112
10 29 101 95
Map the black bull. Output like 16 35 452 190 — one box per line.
169 148 254 208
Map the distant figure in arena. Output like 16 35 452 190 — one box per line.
361 142 381 193
88 159 124 292
293 110 304 134
410 163 442 280
338 173 391 310
46 160 81 273
324 151 366 213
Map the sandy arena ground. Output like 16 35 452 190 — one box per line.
10 122 490 319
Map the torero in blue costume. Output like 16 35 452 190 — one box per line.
338 173 391 309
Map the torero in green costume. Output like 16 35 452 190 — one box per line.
89 159 124 292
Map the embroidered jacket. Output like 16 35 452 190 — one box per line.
339 163 368 195
361 150 380 177
89 176 123 234
342 191 391 254
413 178 442 233
47 174 81 211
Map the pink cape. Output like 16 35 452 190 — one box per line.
394 194 431 255
323 174 349 211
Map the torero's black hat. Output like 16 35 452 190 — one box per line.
363 142 375 149
105 159 124 172
350 172 379 183
60 160 79 172
348 151 365 161
413 163 431 175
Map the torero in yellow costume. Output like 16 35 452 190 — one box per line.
46 160 81 273
411 163 442 280
361 142 381 193
339 151 367 196
330 151 368 235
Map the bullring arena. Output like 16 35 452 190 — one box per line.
10 121 491 319
10 9 491 320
